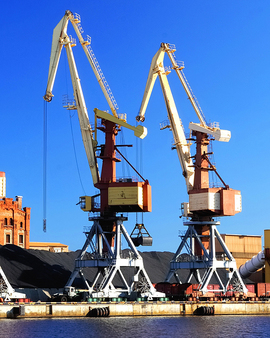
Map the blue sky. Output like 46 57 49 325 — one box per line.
1 1 270 252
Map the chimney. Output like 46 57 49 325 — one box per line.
0 172 6 198
16 196 23 210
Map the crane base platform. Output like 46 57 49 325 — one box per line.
65 217 164 300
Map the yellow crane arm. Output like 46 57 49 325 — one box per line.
94 108 147 139
43 11 100 185
137 47 194 191
43 12 70 102
68 14 119 118
136 48 163 123
163 43 231 142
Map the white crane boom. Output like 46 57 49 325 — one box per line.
44 13 69 102
44 11 99 185
137 43 232 191
44 11 148 186
44 10 119 118
163 43 231 142
137 43 231 139
137 47 194 191
68 13 119 118
64 38 100 185
164 43 207 127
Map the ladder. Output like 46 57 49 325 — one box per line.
85 37 119 111
72 13 119 113
166 44 207 124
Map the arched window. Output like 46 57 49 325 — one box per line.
9 218 13 226
4 218 7 225
20 222 23 228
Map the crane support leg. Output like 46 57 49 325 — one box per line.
65 216 165 300
165 220 248 295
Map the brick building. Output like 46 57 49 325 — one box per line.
0 172 30 249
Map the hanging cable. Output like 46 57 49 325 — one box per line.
119 128 125 178
64 53 86 195
43 101 47 232
135 121 144 225
119 128 130 179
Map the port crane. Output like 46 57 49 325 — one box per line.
44 10 164 300
137 42 247 295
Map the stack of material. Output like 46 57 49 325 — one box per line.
0 245 78 288
0 245 255 290
0 245 175 288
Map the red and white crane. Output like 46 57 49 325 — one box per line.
137 42 247 295
44 10 164 301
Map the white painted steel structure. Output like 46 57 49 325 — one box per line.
65 217 164 299
165 221 248 294
0 266 26 301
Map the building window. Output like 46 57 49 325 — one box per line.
9 218 13 226
6 234 10 244
20 222 23 228
4 218 7 225
19 235 24 245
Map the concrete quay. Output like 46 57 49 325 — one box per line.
0 301 270 318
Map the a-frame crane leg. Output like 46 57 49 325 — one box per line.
66 216 164 300
165 220 248 295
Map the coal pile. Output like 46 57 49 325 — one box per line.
140 251 175 283
0 245 256 289
0 245 175 288
0 245 80 288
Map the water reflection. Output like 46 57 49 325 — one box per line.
0 315 270 338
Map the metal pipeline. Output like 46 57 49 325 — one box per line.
239 250 265 279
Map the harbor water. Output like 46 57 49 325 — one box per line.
1 315 270 338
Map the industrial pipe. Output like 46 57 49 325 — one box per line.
239 250 265 279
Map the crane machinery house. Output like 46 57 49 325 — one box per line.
0 172 30 248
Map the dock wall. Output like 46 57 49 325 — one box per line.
1 301 270 318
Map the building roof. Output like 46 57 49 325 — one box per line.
221 234 262 238
29 242 68 247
